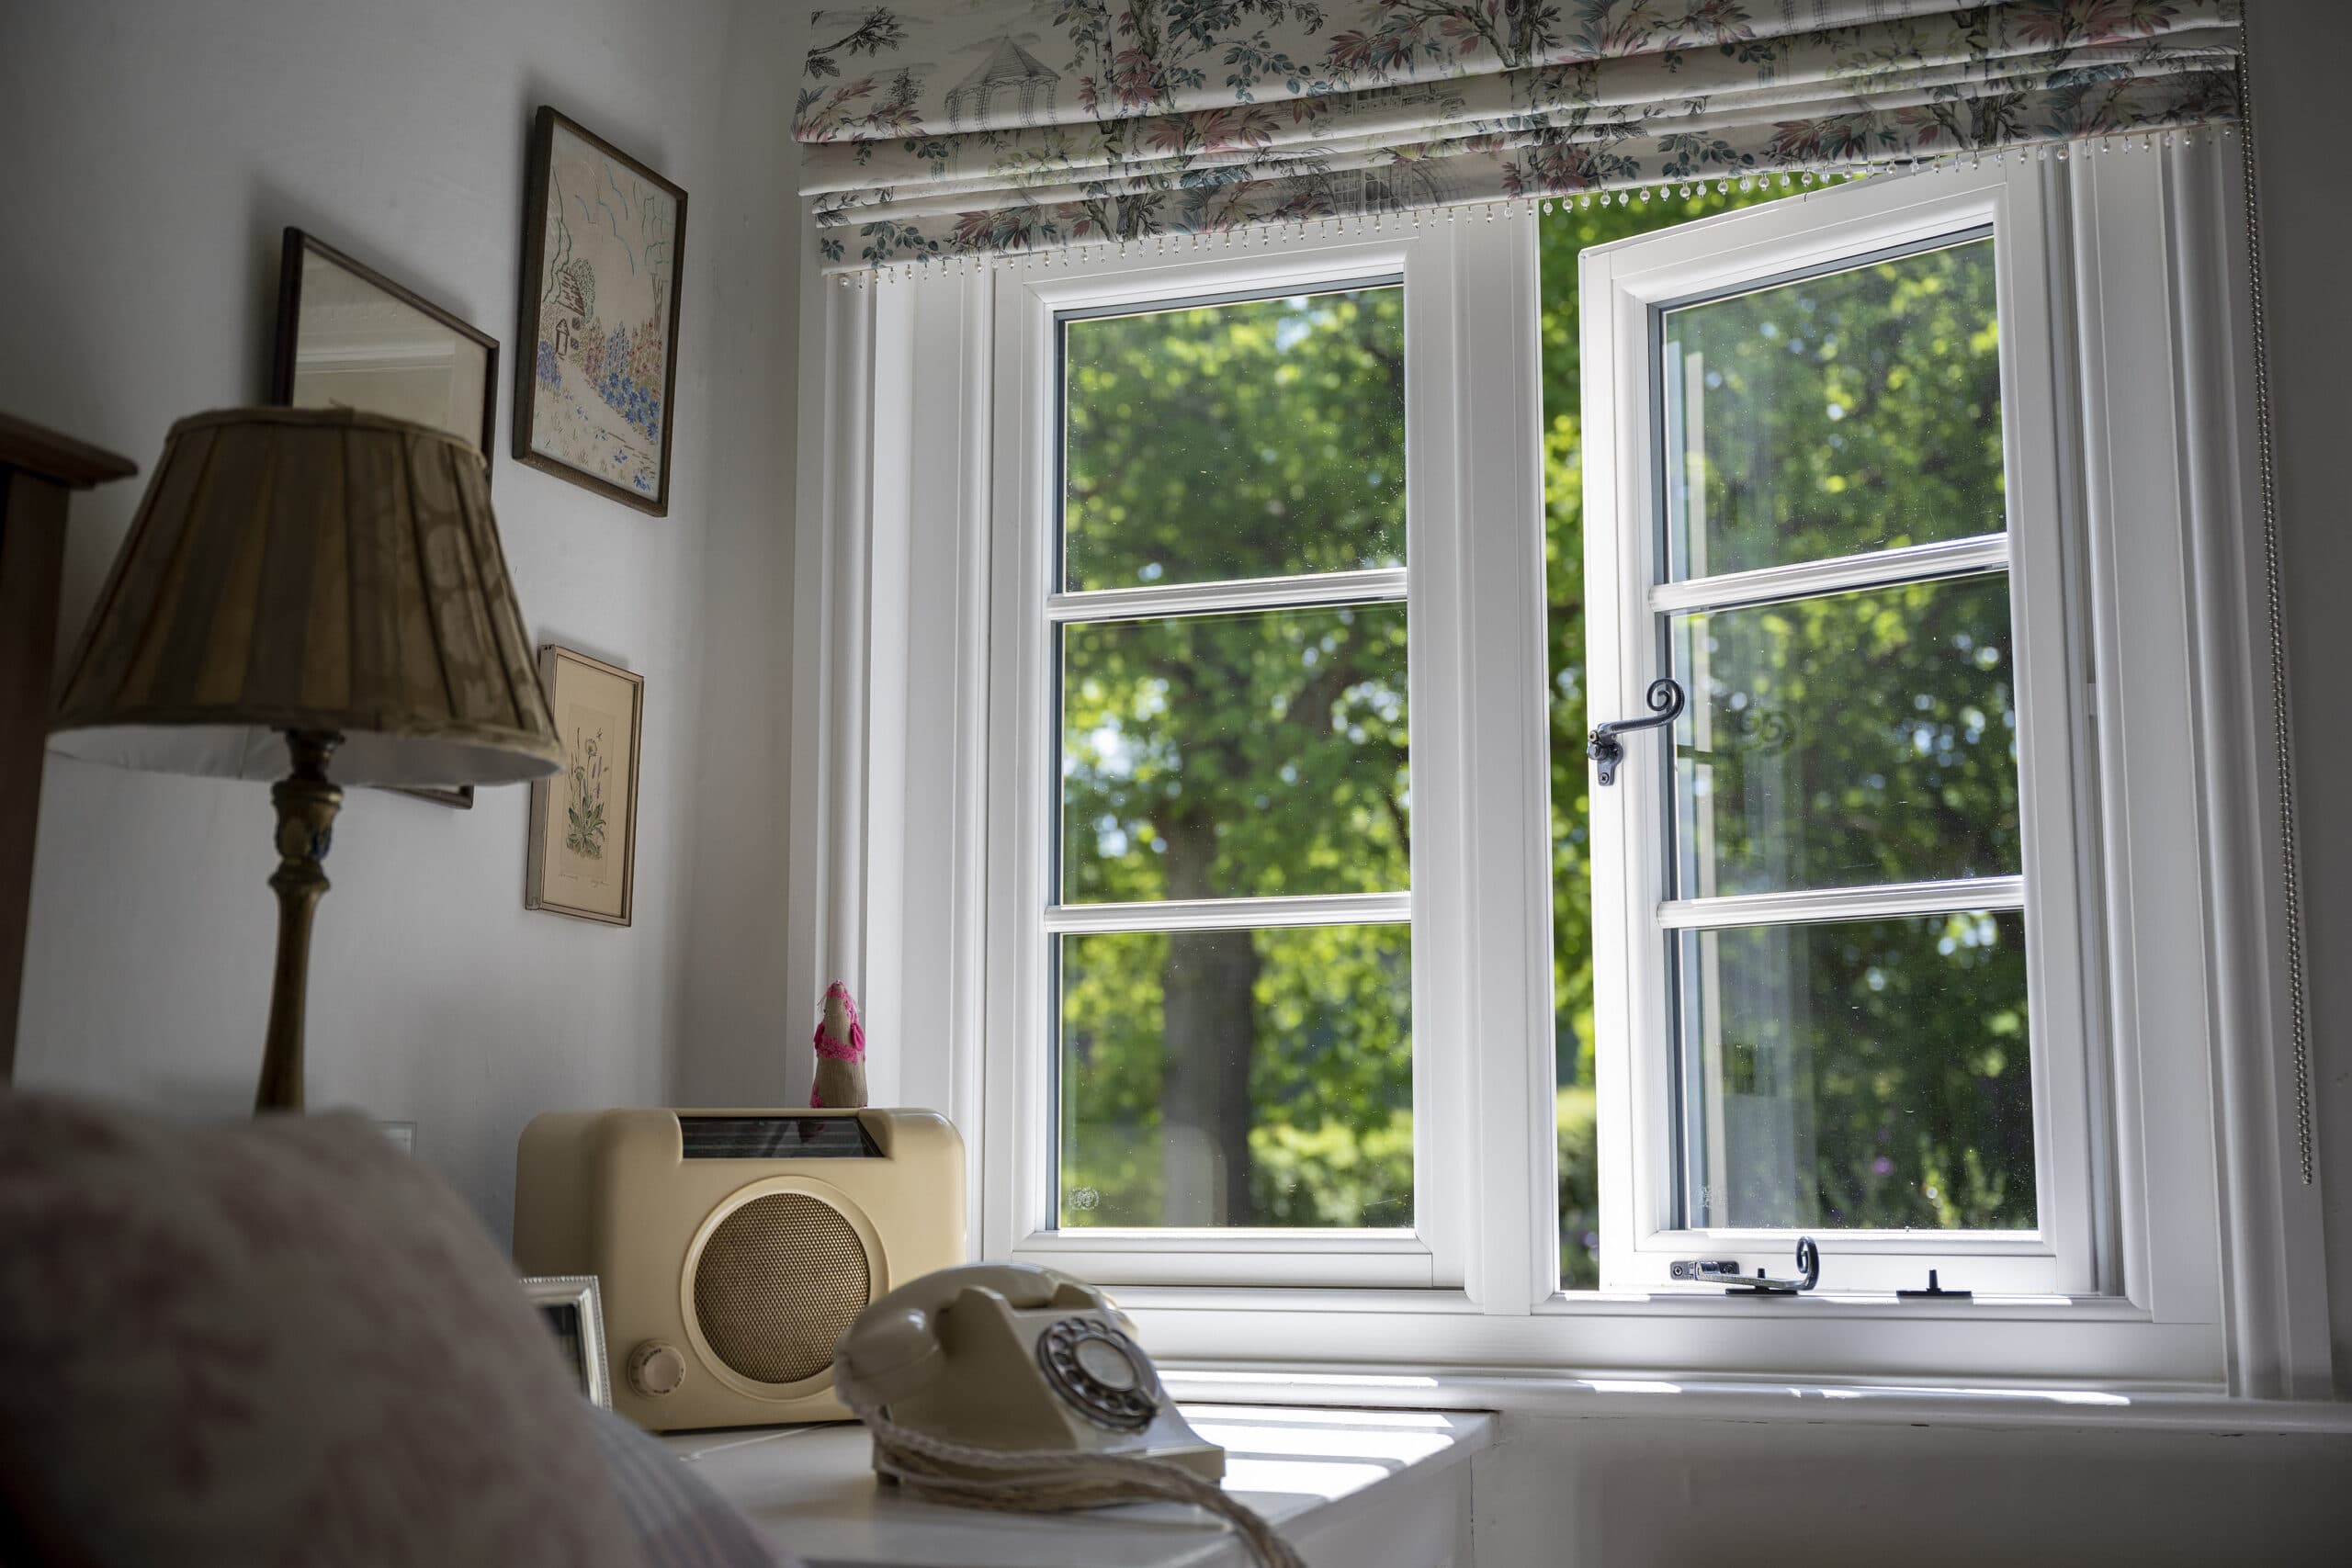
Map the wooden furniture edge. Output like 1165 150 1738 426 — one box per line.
0 412 137 491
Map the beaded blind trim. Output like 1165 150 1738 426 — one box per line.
796 0 2244 272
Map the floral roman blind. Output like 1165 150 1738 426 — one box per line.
796 1 2243 270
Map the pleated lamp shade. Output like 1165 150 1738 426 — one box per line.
51 407 562 787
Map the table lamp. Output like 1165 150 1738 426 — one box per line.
49 407 563 1111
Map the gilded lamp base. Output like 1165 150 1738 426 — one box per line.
254 729 343 1112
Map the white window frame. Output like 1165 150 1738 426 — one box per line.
1581 166 2098 1296
805 141 2331 1393
979 231 1489 1292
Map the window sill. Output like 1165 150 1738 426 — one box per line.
1111 1285 2227 1389
1114 1283 2147 1319
1156 1370 2352 1436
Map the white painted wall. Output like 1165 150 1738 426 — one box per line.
1469 1406 2352 1566
0 0 806 1240
2245 0 2352 1400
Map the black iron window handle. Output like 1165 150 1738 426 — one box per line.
1588 677 1686 786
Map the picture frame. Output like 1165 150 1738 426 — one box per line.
271 227 499 474
526 645 643 926
514 106 687 515
272 226 501 810
519 1275 612 1408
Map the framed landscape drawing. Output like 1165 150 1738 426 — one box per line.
273 227 499 808
526 647 643 926
514 107 687 514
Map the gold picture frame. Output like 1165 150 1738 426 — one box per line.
526 646 642 926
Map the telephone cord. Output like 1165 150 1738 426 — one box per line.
840 1387 1308 1568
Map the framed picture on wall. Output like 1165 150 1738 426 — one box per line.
519 1275 612 1407
273 226 502 809
514 106 687 515
526 646 643 926
272 228 498 468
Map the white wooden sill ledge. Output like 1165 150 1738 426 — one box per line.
1160 1370 2352 1434
664 1404 1495 1568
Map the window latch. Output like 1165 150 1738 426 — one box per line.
1588 678 1686 785
1720 1236 1821 1296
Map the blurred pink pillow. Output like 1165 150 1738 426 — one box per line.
0 1092 641 1567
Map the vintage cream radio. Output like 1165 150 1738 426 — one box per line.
514 1108 965 1431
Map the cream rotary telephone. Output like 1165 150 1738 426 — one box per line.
833 1262 1303 1568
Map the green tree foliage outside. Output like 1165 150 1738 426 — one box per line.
1058 290 1414 1229
1052 182 2039 1284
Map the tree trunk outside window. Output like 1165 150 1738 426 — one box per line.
1159 810 1259 1224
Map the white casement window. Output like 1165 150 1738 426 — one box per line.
835 141 2323 1390
975 233 1494 1292
1582 172 2098 1296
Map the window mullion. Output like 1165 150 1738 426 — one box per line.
1442 212 1556 1314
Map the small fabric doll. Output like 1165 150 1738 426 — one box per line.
810 981 867 1109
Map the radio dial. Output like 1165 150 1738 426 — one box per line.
628 1340 687 1397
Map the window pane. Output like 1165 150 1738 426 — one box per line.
1063 288 1406 592
1671 573 2019 899
1058 924 1412 1229
1543 184 1802 1291
1679 910 2035 1231
1062 605 1409 903
1662 238 2002 581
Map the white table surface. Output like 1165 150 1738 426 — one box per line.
662 1404 1494 1568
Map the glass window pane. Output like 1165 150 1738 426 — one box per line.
1671 573 2019 898
1063 288 1407 592
1062 605 1409 903
1542 184 1804 1291
1662 238 2002 581
1058 924 1412 1229
1679 911 2035 1231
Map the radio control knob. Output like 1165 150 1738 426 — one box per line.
628 1341 686 1397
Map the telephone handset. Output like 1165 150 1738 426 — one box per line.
833 1262 1303 1568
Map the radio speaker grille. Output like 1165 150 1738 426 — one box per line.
693 1193 872 1386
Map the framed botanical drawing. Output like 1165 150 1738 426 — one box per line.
526 647 643 926
273 227 500 808
514 106 687 514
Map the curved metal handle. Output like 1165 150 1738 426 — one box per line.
1587 677 1686 786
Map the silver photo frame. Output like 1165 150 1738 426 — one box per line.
520 1274 612 1408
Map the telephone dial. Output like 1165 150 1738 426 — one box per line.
833 1261 1222 1482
